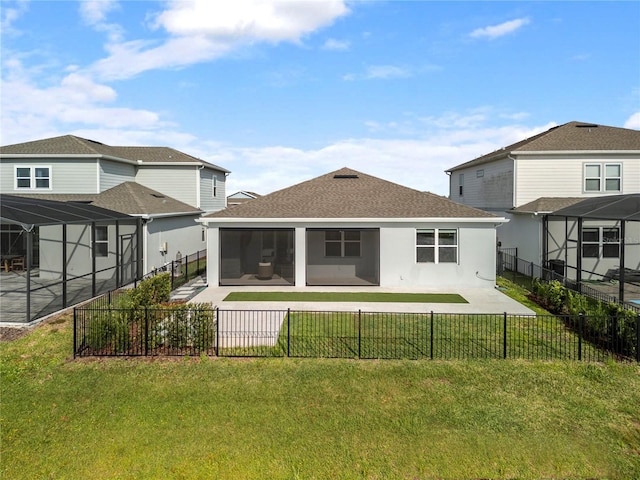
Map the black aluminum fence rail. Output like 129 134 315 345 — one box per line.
82 249 206 309
74 307 640 362
499 251 640 313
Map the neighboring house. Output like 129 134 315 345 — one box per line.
200 168 505 289
227 191 262 206
446 121 640 278
0 135 231 273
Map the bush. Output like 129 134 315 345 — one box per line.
153 303 215 351
85 309 132 354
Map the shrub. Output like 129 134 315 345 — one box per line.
85 309 132 354
154 303 215 351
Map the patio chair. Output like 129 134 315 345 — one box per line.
11 257 25 272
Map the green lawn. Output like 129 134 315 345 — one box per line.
2 313 640 479
223 291 468 303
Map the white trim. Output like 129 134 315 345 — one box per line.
14 165 52 190
198 217 507 225
514 150 640 156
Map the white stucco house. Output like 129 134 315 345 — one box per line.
446 121 640 279
0 135 230 274
199 168 506 289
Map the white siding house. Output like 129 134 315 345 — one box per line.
446 121 640 276
0 135 230 276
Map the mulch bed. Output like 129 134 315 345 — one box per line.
0 327 31 342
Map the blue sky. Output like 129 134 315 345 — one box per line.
2 1 639 196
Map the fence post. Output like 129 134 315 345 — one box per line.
358 310 362 359
73 308 77 358
578 313 583 361
287 308 291 357
636 314 640 363
144 307 149 356
215 307 219 357
170 261 175 290
430 311 434 360
503 312 508 359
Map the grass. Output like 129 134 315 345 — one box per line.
223 291 468 303
2 311 640 479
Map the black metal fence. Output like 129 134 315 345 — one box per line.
83 249 206 310
74 307 640 362
499 251 640 313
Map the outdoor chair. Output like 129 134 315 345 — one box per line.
11 257 25 272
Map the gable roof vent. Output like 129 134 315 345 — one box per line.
333 174 359 179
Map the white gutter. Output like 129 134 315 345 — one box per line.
514 150 640 155
197 216 508 225
129 211 203 220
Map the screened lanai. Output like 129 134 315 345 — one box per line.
1 195 142 323
543 194 640 306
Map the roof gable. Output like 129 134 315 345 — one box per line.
92 182 202 216
447 121 640 172
207 167 495 219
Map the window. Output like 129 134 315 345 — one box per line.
581 227 619 258
417 228 458 263
325 230 361 257
584 163 621 193
458 174 464 196
476 169 484 178
94 226 108 257
213 176 217 197
15 166 51 190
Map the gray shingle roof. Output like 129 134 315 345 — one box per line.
511 197 586 214
0 135 230 172
206 167 496 219
11 183 201 217
447 121 640 172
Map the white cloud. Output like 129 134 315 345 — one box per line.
218 120 554 196
86 0 350 81
79 0 123 42
322 38 350 50
470 17 530 40
1 0 29 32
0 58 169 143
344 64 412 81
624 112 640 129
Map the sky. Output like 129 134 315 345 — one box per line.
1 0 639 197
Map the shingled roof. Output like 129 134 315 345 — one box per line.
206 168 496 219
511 197 585 214
12 183 201 217
447 121 640 172
0 135 230 172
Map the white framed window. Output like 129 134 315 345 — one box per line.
94 226 109 257
213 176 218 197
416 228 458 263
582 227 619 259
476 169 484 178
325 230 361 257
15 166 51 190
584 163 621 193
458 174 464 196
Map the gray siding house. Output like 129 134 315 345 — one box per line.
0 135 230 274
446 121 640 280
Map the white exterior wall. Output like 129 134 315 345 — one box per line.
449 157 514 211
144 214 204 273
100 159 136 192
0 158 98 194
205 220 499 289
514 154 640 207
496 213 542 265
135 166 199 208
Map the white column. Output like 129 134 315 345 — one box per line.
294 226 306 287
208 226 219 286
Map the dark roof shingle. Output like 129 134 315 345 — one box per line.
447 121 640 172
207 168 495 219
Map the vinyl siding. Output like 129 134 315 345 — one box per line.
135 166 198 208
199 169 226 213
449 157 514 210
514 154 640 207
100 159 135 192
0 158 98 194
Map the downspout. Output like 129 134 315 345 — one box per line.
507 155 517 208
